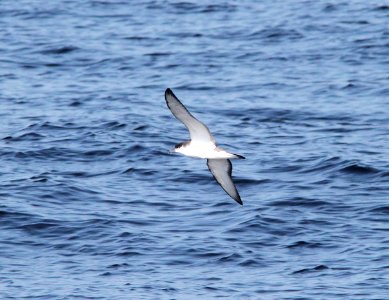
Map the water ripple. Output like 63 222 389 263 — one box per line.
0 0 388 299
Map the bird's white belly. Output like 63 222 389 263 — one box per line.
177 143 235 159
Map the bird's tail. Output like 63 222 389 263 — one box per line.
233 154 245 159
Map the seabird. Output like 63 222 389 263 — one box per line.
165 88 245 205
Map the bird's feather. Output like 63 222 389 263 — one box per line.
207 159 243 205
165 88 215 143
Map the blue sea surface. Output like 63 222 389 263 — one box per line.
1 0 388 299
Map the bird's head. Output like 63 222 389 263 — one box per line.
170 142 187 154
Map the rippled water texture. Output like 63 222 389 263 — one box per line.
1 0 388 299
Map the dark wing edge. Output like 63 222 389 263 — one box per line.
207 159 243 205
165 88 196 122
164 88 215 143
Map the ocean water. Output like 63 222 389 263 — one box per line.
1 0 388 299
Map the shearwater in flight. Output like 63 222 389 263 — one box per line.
165 88 245 205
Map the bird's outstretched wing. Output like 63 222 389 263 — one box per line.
165 88 215 143
207 159 242 205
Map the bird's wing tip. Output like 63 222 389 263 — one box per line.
235 197 243 205
164 88 173 105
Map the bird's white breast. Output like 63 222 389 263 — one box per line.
175 141 235 159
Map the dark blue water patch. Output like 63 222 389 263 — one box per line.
133 124 148 131
40 46 79 55
56 169 118 178
322 3 347 13
180 173 218 185
3 132 45 141
17 121 88 132
339 164 379 175
30 174 49 182
18 221 77 237
166 2 238 14
102 121 127 130
11 147 62 159
83 149 114 157
69 100 82 106
298 157 382 178
10 147 83 161
373 5 389 11
247 27 304 42
123 35 157 41
286 240 324 249
220 107 359 127
378 171 389 178
263 164 303 173
0 211 37 228
168 32 204 39
217 253 243 263
367 205 389 214
270 197 330 208
238 258 266 267
235 178 273 186
292 265 330 274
